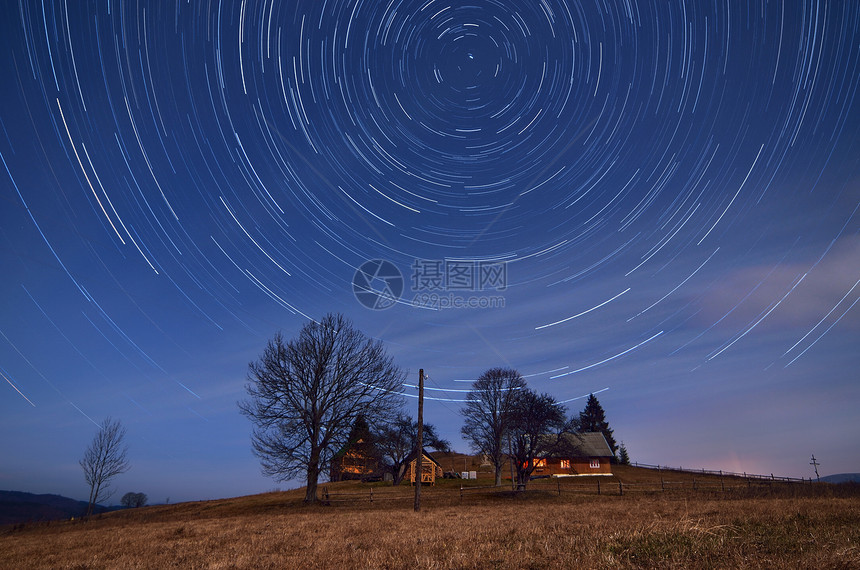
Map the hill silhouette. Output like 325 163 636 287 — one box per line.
821 473 860 484
0 490 113 525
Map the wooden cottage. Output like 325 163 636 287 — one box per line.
407 449 444 486
329 416 385 482
329 437 381 482
531 432 614 477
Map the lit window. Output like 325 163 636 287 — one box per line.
560 460 571 469
534 458 546 468
590 459 600 469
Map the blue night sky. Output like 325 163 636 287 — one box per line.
1 1 858 504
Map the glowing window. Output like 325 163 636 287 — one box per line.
560 460 571 469
534 458 546 468
590 459 600 469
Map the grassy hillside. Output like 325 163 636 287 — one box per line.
2 467 858 569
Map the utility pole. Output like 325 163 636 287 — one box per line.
414 368 424 512
810 454 820 482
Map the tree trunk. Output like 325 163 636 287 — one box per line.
494 465 502 487
86 483 100 517
305 459 319 503
393 464 406 486
516 465 529 490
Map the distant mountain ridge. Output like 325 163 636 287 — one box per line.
820 473 860 484
0 490 112 525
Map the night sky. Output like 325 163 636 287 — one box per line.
1 1 858 504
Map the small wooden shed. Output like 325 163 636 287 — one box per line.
408 450 444 486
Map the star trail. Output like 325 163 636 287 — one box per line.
1 1 858 502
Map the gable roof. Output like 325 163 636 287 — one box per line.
563 432 614 457
332 436 376 461
406 448 442 467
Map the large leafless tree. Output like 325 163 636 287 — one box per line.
239 313 405 503
507 389 571 489
80 417 130 517
460 368 527 486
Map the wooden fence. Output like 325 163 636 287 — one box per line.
321 487 412 504
322 473 811 504
629 461 812 484
459 476 803 498
456 478 624 498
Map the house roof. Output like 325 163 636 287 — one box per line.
331 437 374 461
562 432 614 457
406 448 442 467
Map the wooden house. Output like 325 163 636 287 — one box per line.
530 432 614 477
407 449 444 485
329 437 381 482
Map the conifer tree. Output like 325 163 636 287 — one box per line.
618 441 630 465
578 394 618 457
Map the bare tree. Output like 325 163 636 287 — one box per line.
239 313 405 503
80 417 130 516
376 413 451 485
507 389 569 489
120 492 148 508
374 414 413 485
460 368 526 486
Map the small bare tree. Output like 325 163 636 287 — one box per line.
239 313 405 503
80 417 130 516
376 413 451 485
120 492 148 508
461 368 526 486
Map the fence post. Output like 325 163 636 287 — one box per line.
459 485 463 501
661 478 664 491
324 487 330 503
557 478 561 496
597 479 601 496
720 470 724 492
618 481 623 496
692 477 697 491
370 487 373 503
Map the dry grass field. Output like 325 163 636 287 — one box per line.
2 467 858 569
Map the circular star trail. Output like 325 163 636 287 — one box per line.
4 2 856 294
